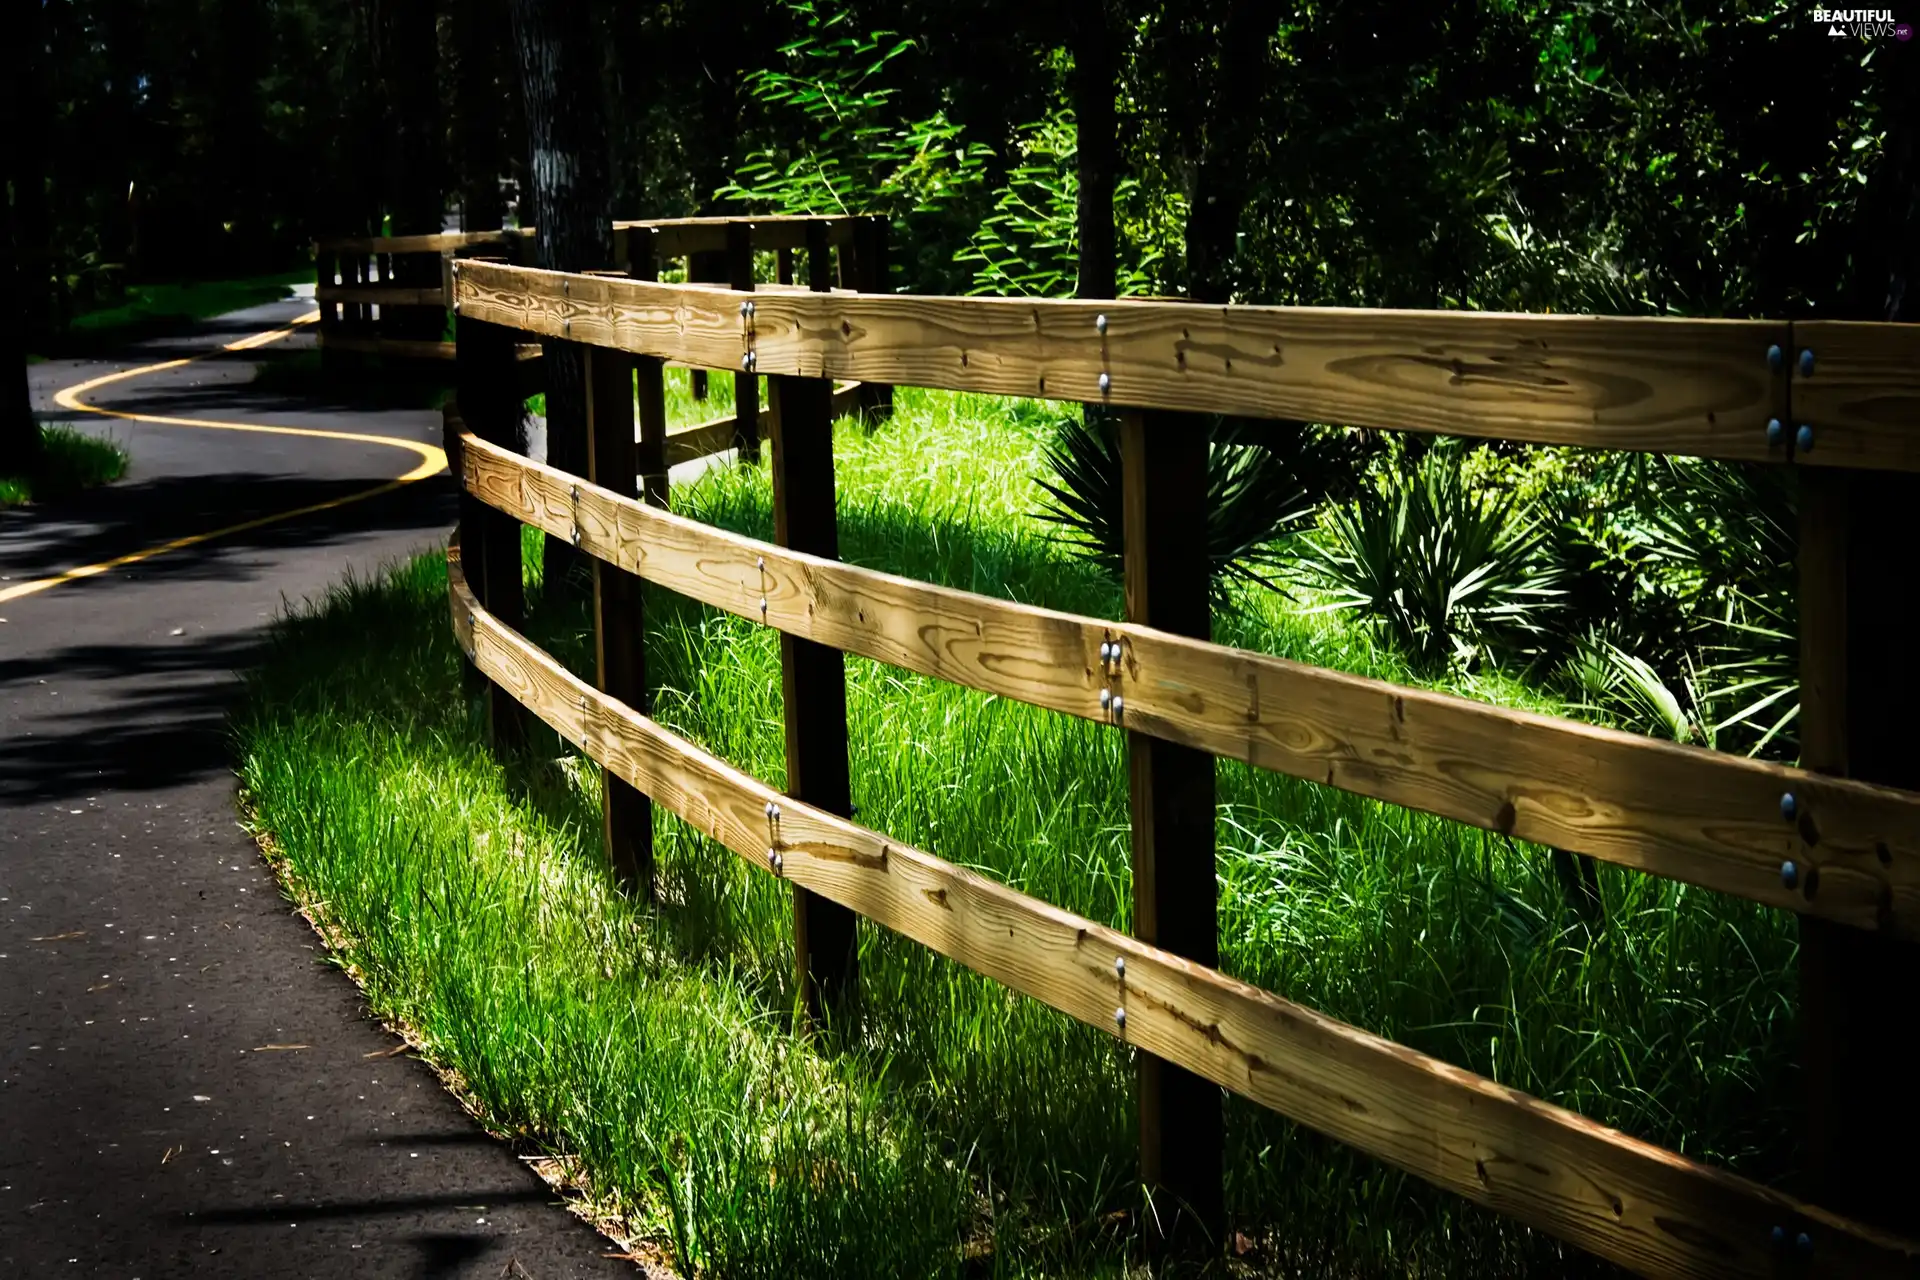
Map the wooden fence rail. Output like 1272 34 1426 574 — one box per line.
444 257 1920 1275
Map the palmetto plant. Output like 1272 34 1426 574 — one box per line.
1032 411 1324 610
1295 439 1562 671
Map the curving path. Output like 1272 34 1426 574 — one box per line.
0 299 633 1277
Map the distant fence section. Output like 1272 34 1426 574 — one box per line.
441 251 1920 1275
316 214 890 467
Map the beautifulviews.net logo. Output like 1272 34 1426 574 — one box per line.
1812 7 1912 37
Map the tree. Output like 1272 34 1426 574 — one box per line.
4 0 45 473
1070 0 1118 301
507 0 617 590
3 183 41 476
454 0 509 230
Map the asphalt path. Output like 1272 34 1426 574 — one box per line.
0 299 633 1277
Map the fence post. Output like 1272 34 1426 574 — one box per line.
584 329 652 898
454 291 527 752
770 323 857 1032
688 248 721 401
1119 408 1223 1259
1797 458 1920 1231
316 244 339 371
727 221 761 466
852 215 894 424
630 227 670 509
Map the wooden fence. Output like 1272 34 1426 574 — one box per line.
317 215 888 467
441 254 1920 1275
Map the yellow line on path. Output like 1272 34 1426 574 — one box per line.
1 311 447 606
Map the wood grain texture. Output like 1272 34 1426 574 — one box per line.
1790 321 1920 472
457 433 1920 937
443 546 1920 1279
316 283 446 308
452 261 1798 463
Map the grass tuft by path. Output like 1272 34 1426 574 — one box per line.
0 427 130 508
238 379 1799 1277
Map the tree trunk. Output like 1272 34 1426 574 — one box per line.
2 160 43 474
376 0 445 340
14 0 54 342
1183 0 1275 304
455 0 507 230
507 0 616 593
1071 0 1117 301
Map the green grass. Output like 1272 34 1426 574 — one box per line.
0 426 130 507
526 365 745 428
237 386 1799 1277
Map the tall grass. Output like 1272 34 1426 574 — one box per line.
0 426 129 507
238 376 1799 1277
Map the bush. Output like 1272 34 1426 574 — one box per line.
1293 438 1561 671
1032 410 1337 610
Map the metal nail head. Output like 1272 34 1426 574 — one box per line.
1781 860 1800 891
1766 344 1783 373
1771 1225 1787 1248
1796 1232 1811 1257
1113 1006 1126 1027
765 801 777 820
1110 695 1124 720
1799 348 1815 378
1796 424 1814 454
1095 313 1108 335
1113 956 1125 978
1099 688 1112 710
739 300 751 317
1098 371 1111 394
768 849 783 873
1766 418 1784 447
1780 792 1798 821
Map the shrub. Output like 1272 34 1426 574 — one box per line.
1293 438 1561 671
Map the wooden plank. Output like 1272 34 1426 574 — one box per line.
1797 465 1920 1229
456 316 527 751
444 551 1920 1280
586 343 652 897
1119 409 1221 1253
316 283 446 308
1788 321 1920 473
317 332 458 361
612 216 857 259
727 222 761 466
317 230 513 255
456 433 1920 937
769 371 859 1030
451 262 1810 467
